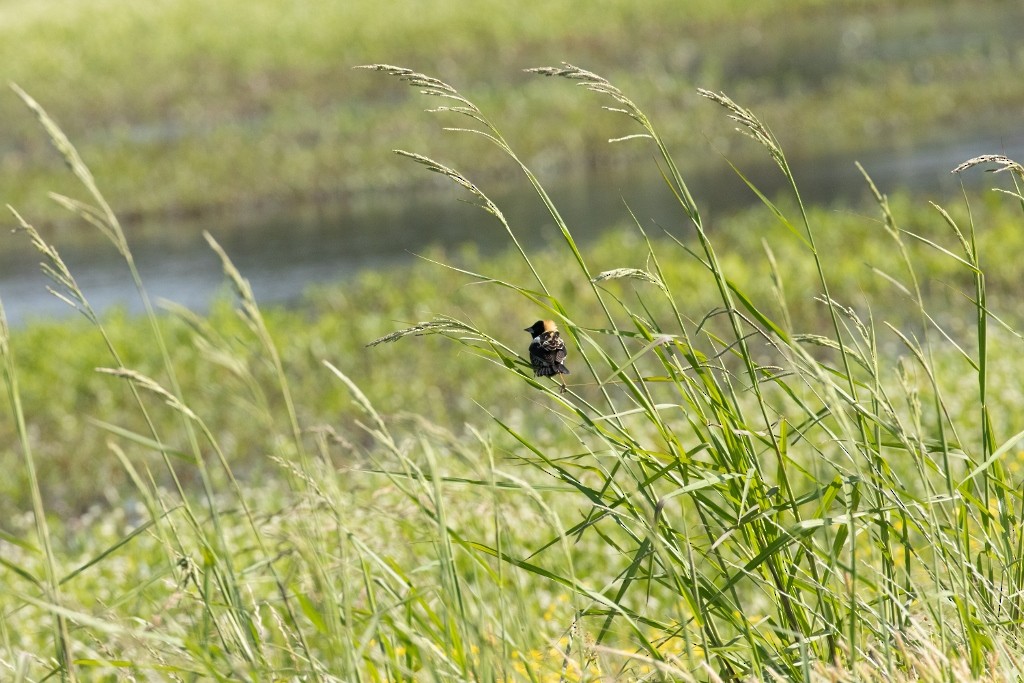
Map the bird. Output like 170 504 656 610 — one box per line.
524 319 570 393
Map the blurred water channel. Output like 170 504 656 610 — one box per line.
4 2 1024 327
1 131 1021 326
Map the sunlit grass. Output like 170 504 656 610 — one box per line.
4 62 1024 681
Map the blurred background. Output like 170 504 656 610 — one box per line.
1 0 1022 324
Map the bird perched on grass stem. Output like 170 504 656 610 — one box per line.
525 319 570 393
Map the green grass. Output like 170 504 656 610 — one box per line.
3 0 1022 222
6 64 1024 681
7 187 1024 520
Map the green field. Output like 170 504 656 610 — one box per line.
6 62 1024 680
3 0 1022 222
5 2 1024 681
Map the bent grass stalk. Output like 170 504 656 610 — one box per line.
8 86 325 678
0 302 74 679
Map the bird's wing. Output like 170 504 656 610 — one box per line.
529 342 548 366
554 345 567 364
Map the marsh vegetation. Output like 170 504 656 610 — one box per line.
4 2 1024 681
5 58 1024 680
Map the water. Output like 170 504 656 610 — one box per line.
4 1 1024 327
1 132 1022 327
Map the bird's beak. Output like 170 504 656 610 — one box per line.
524 327 531 332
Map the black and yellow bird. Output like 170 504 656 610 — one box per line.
525 319 570 393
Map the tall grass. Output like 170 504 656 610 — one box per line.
3 65 1024 681
358 64 1024 679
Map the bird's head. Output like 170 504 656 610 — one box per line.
525 320 558 337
